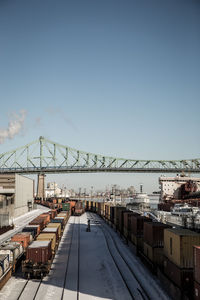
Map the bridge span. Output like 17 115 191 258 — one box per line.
0 136 199 174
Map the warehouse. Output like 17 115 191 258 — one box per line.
0 174 34 226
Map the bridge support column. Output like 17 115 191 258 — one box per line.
37 173 45 201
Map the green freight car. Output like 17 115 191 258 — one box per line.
62 203 70 211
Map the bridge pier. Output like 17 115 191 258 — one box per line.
37 173 45 200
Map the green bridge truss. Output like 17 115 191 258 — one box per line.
0 136 200 174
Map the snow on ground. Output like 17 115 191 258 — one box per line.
0 205 50 245
1 211 171 300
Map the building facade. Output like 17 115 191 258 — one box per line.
159 175 200 201
0 174 34 226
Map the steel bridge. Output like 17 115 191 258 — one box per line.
0 136 200 174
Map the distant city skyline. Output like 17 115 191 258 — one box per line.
0 0 200 193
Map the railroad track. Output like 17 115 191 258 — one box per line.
14 216 81 300
17 279 42 300
61 216 80 300
87 212 150 300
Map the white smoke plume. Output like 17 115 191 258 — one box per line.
0 110 27 144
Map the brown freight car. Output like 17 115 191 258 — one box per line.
22 240 52 278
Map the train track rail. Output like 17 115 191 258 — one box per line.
17 279 42 300
14 216 81 300
61 216 80 300
87 212 150 300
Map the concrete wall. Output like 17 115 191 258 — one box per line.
14 174 34 218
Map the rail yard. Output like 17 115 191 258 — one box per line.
0 197 200 299
0 200 171 300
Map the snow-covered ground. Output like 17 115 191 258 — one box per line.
0 205 50 245
0 212 171 300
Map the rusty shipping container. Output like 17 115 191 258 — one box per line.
163 256 193 298
164 228 200 268
29 218 45 231
11 233 31 249
130 215 152 236
26 241 52 263
194 246 200 284
144 222 170 248
37 215 49 225
194 281 200 300
40 213 51 222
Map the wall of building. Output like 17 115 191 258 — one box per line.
0 194 14 226
14 174 34 217
159 176 200 201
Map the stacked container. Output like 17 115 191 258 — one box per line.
118 210 131 235
97 203 101 215
29 218 45 231
47 222 62 238
11 232 32 249
113 206 126 231
194 246 200 300
0 242 23 271
22 225 40 237
37 233 56 254
0 254 10 278
123 212 138 240
57 212 69 224
163 228 200 299
40 213 51 223
26 240 52 263
42 227 59 242
110 206 115 225
105 204 110 221
130 215 152 252
143 222 170 267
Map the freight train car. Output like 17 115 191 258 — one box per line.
22 240 52 278
72 201 85 216
21 209 69 279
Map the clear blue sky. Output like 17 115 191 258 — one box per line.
0 0 200 193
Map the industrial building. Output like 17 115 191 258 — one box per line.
159 175 200 201
0 174 34 226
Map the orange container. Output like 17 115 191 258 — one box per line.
70 201 76 209
36 215 49 226
40 213 51 223
11 232 31 249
